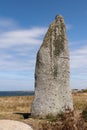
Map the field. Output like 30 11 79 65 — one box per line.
73 92 87 110
0 93 87 130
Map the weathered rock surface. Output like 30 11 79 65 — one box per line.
31 15 73 117
0 120 33 130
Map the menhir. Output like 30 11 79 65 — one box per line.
31 15 73 117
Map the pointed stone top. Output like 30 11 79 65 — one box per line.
55 14 63 19
55 14 64 23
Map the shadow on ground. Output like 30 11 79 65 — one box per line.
14 112 31 119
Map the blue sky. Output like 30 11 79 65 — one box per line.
0 0 87 91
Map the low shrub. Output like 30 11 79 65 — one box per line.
82 106 87 121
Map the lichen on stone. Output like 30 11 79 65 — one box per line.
53 36 64 56
53 21 65 56
53 65 58 79
41 27 52 48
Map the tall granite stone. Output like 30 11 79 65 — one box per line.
31 15 73 117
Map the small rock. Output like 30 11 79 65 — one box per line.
0 120 33 130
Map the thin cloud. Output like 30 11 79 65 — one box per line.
0 27 47 48
70 45 87 69
70 40 87 47
0 17 18 32
0 18 16 27
0 17 47 48
70 44 87 89
66 24 73 31
0 57 35 71
0 17 47 72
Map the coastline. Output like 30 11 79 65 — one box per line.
0 91 34 96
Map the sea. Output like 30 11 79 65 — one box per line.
0 91 34 97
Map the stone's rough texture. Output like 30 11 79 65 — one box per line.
0 120 33 130
31 15 73 117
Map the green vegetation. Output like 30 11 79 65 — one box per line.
82 89 87 93
46 114 58 122
46 113 64 122
82 106 87 121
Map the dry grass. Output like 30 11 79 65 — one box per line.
0 96 34 113
0 92 87 130
73 92 87 110
0 96 34 121
0 92 86 113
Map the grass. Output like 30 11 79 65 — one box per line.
82 106 87 121
0 96 34 113
0 96 34 121
73 92 87 110
46 114 58 122
0 92 87 130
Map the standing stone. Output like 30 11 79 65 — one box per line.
31 15 73 117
